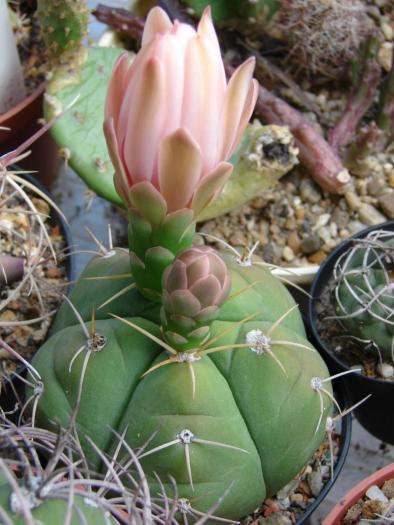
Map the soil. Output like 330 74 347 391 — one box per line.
342 477 394 525
199 148 394 269
194 0 394 269
0 175 69 383
315 274 394 381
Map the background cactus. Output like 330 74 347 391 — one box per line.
332 228 394 361
36 0 89 66
29 244 334 521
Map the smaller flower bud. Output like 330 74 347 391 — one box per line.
161 246 230 351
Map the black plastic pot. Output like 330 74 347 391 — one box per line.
308 220 394 444
295 381 352 525
0 173 75 418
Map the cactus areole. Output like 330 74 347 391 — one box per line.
30 7 334 521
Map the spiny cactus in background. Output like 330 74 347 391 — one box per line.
275 0 373 78
0 416 182 524
182 0 372 78
332 228 394 361
37 0 88 66
28 7 340 521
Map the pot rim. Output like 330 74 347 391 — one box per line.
0 82 46 124
308 220 394 386
322 463 394 525
295 381 352 525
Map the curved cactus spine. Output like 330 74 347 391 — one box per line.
331 228 394 361
37 0 89 66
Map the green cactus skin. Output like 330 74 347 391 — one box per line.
127 188 195 301
37 0 89 65
30 250 332 521
0 470 115 525
334 234 394 359
50 248 160 334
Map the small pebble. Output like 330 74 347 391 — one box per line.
345 191 361 211
331 208 350 229
258 512 293 525
378 42 393 72
307 471 323 497
382 479 394 499
358 203 386 225
381 22 394 40
377 362 394 379
343 501 363 525
365 485 389 504
313 213 331 230
287 231 301 254
361 500 385 519
300 234 321 254
378 192 394 219
348 221 365 235
300 179 321 204
308 250 327 264
367 176 385 196
282 246 295 262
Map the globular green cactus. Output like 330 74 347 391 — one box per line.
0 422 120 525
37 0 89 66
0 469 115 525
30 242 334 521
332 228 394 360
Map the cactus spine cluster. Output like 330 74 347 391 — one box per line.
37 0 89 65
332 228 394 360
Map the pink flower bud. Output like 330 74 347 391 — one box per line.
104 6 257 215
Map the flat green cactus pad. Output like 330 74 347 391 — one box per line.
44 46 125 206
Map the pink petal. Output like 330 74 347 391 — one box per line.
181 33 226 174
191 161 233 217
228 78 259 156
218 57 256 160
104 53 129 130
117 37 160 141
123 57 166 185
158 128 202 212
197 6 223 65
103 118 132 203
142 7 173 47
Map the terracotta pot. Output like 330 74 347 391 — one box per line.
323 463 394 525
0 83 59 188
